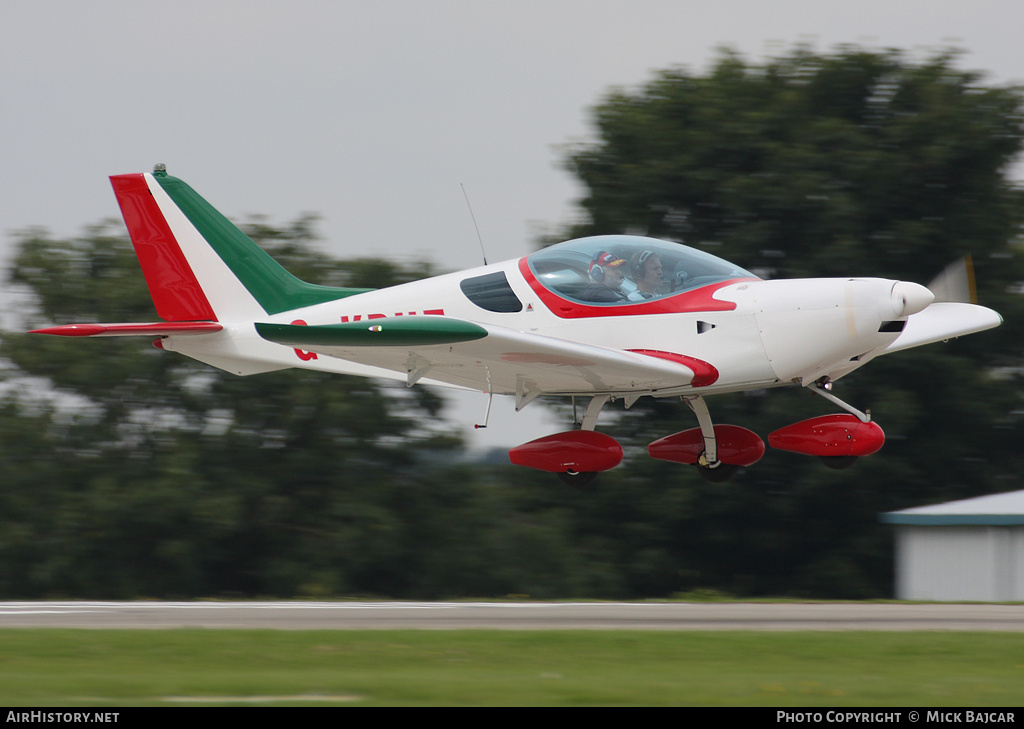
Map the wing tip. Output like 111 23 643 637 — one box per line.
29 324 108 337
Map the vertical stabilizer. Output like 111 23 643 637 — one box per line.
110 167 371 322
110 172 219 321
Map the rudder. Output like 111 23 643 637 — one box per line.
111 166 372 322
111 172 218 322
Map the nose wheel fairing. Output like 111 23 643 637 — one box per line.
767 414 885 458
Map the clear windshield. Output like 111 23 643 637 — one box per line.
526 235 756 305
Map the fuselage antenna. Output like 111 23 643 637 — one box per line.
461 183 488 266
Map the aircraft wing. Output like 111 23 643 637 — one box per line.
255 316 703 397
883 302 1002 355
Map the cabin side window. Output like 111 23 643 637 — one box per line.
459 271 524 313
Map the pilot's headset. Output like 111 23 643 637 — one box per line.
590 251 621 282
633 250 654 280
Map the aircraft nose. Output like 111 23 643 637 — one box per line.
890 281 934 317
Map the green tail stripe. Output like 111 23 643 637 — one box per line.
256 318 488 347
153 172 372 315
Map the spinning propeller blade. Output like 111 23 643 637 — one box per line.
927 255 977 305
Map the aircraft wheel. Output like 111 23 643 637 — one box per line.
819 455 858 470
557 470 599 488
694 462 738 483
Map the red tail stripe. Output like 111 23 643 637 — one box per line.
110 174 217 322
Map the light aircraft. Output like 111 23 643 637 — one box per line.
31 166 1002 484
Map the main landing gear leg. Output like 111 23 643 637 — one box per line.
684 396 737 482
558 394 611 487
580 394 609 431
508 394 623 487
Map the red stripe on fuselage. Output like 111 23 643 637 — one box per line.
626 349 719 387
110 174 217 322
518 257 752 319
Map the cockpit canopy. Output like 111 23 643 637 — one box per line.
525 235 757 305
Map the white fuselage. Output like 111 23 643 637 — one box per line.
162 254 936 400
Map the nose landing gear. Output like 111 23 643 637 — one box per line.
768 382 885 465
768 413 885 461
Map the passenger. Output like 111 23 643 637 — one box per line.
627 250 664 301
579 251 628 302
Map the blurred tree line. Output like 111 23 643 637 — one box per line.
1 46 1022 599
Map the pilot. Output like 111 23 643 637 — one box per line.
627 250 663 301
579 252 628 302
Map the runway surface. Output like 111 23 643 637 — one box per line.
0 601 1022 631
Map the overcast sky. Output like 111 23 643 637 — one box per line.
3 1 1022 449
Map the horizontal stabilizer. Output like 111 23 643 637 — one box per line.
29 322 223 338
112 171 374 321
256 318 488 347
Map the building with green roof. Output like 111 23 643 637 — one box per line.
881 491 1024 601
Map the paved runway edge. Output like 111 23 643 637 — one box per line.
1 601 1023 631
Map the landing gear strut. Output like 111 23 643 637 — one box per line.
647 395 765 482
767 382 885 463
687 396 732 482
508 395 622 487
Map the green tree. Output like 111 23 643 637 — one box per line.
557 46 1024 597
0 219 629 600
0 219 464 597
3 47 1022 601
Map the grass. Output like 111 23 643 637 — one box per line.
0 629 1021 706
